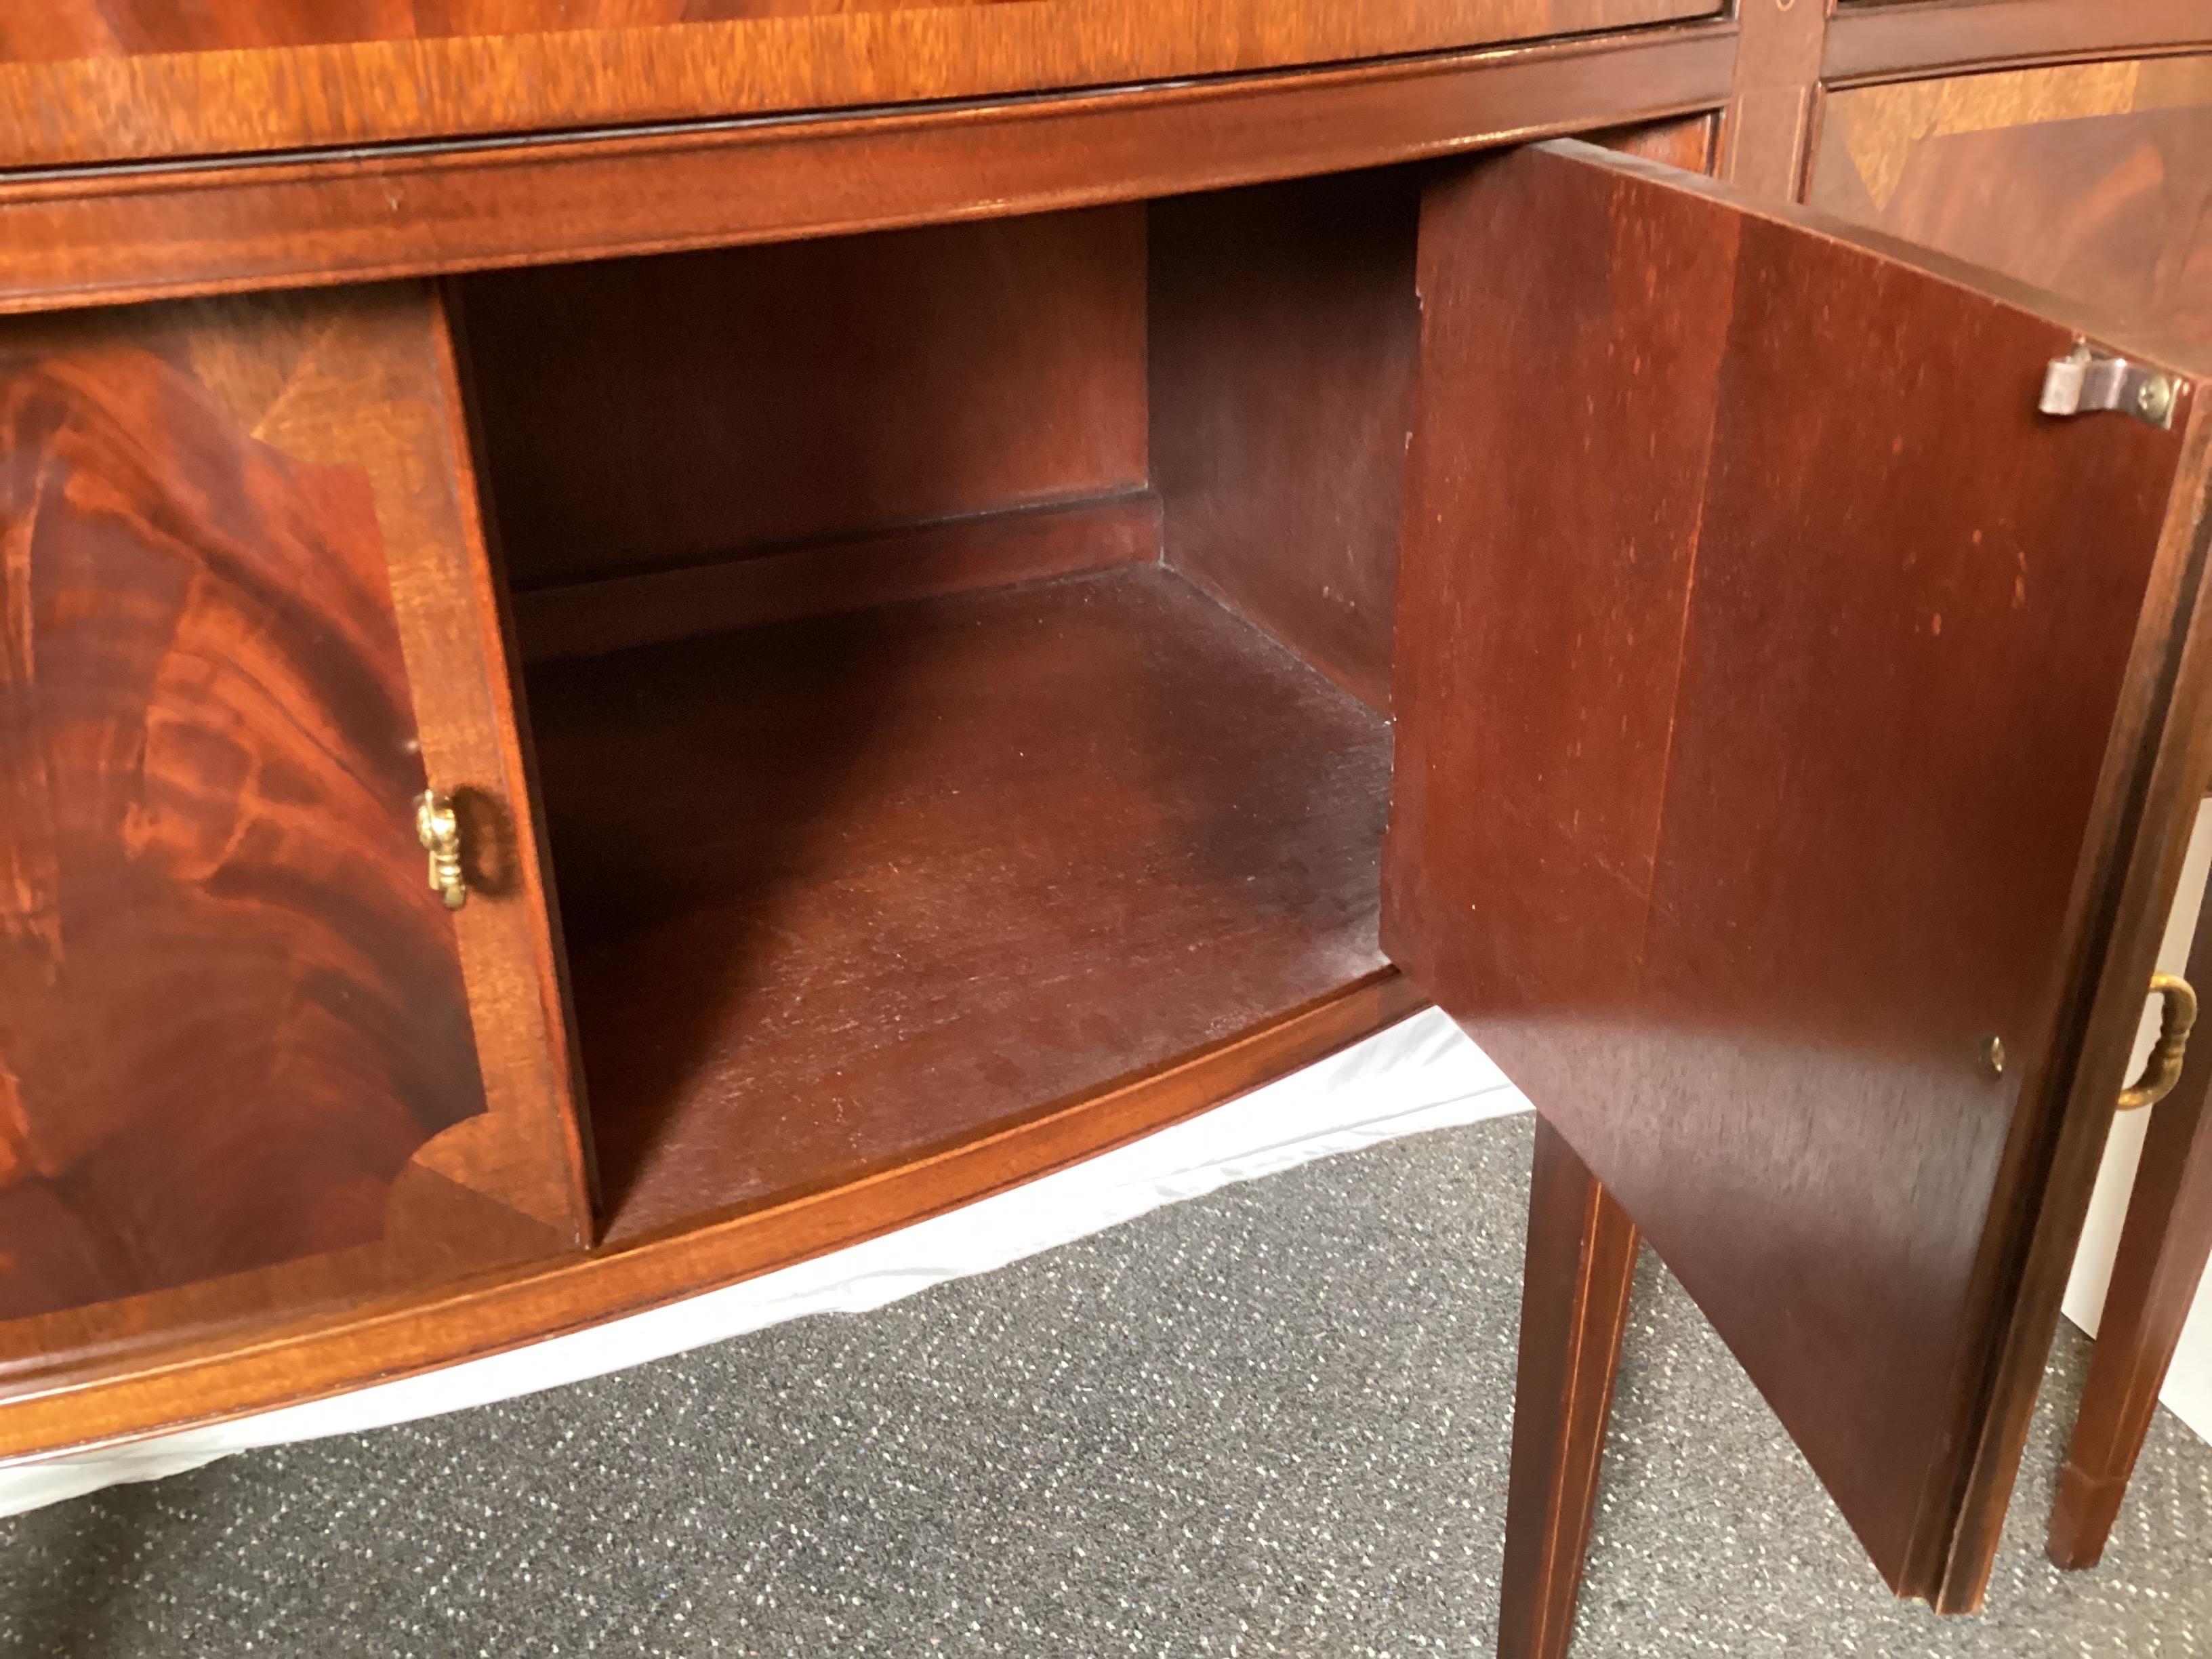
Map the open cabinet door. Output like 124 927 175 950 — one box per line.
1384 140 2212 1608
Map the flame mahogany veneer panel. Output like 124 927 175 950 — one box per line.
0 0 1719 167
1385 142 2211 1596
1811 57 2212 348
526 565 1392 1242
0 287 588 1372
0 302 478 1319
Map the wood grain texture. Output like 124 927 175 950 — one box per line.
6 1 1034 60
0 284 590 1355
0 25 1738 318
457 207 1148 590
1145 119 1714 718
1825 1 2212 87
1932 363 2212 1618
0 968 1422 1455
0 302 477 1321
0 285 590 1373
525 565 1392 1240
512 492 1161 663
1384 139 2212 1601
1497 1118 1638 1659
1149 171 1422 714
1720 0 1827 199
1809 48 2212 1590
1811 58 2212 346
2049 875 2212 1570
186 287 594 1246
0 0 1718 168
1492 115 1711 1659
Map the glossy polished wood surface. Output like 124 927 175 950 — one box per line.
8 1 1069 56
0 0 1717 168
0 287 590 1367
1812 56 2212 345
527 565 1393 1241
459 208 1147 590
0 26 1737 319
0 300 478 1321
1385 140 2211 1601
1948 388 2212 1611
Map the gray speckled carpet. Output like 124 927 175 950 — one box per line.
3 1113 2209 1658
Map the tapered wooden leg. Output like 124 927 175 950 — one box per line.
2049 892 2212 1570
1498 1115 1640 1659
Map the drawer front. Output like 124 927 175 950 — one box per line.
0 0 1719 168
0 285 588 1385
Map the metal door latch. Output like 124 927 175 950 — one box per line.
2040 342 2179 430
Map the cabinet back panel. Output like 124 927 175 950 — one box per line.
1149 173 1422 716
455 207 1149 591
1149 119 1713 716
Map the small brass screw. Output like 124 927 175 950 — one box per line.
1983 1036 2007 1078
2137 377 2175 424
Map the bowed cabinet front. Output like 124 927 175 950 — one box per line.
5 127 2212 1648
0 285 591 1385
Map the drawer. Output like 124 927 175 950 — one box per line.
0 0 1721 168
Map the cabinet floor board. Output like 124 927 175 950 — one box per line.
524 565 1393 1242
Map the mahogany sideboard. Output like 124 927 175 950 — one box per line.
3 4 2211 1654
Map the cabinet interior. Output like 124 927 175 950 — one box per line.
453 170 1425 1242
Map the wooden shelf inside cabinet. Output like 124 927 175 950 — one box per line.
523 565 1394 1242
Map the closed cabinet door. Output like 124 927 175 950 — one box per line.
1385 140 2212 1610
1809 53 2212 346
0 285 589 1414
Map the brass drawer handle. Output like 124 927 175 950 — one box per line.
2118 972 2197 1111
415 789 468 911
